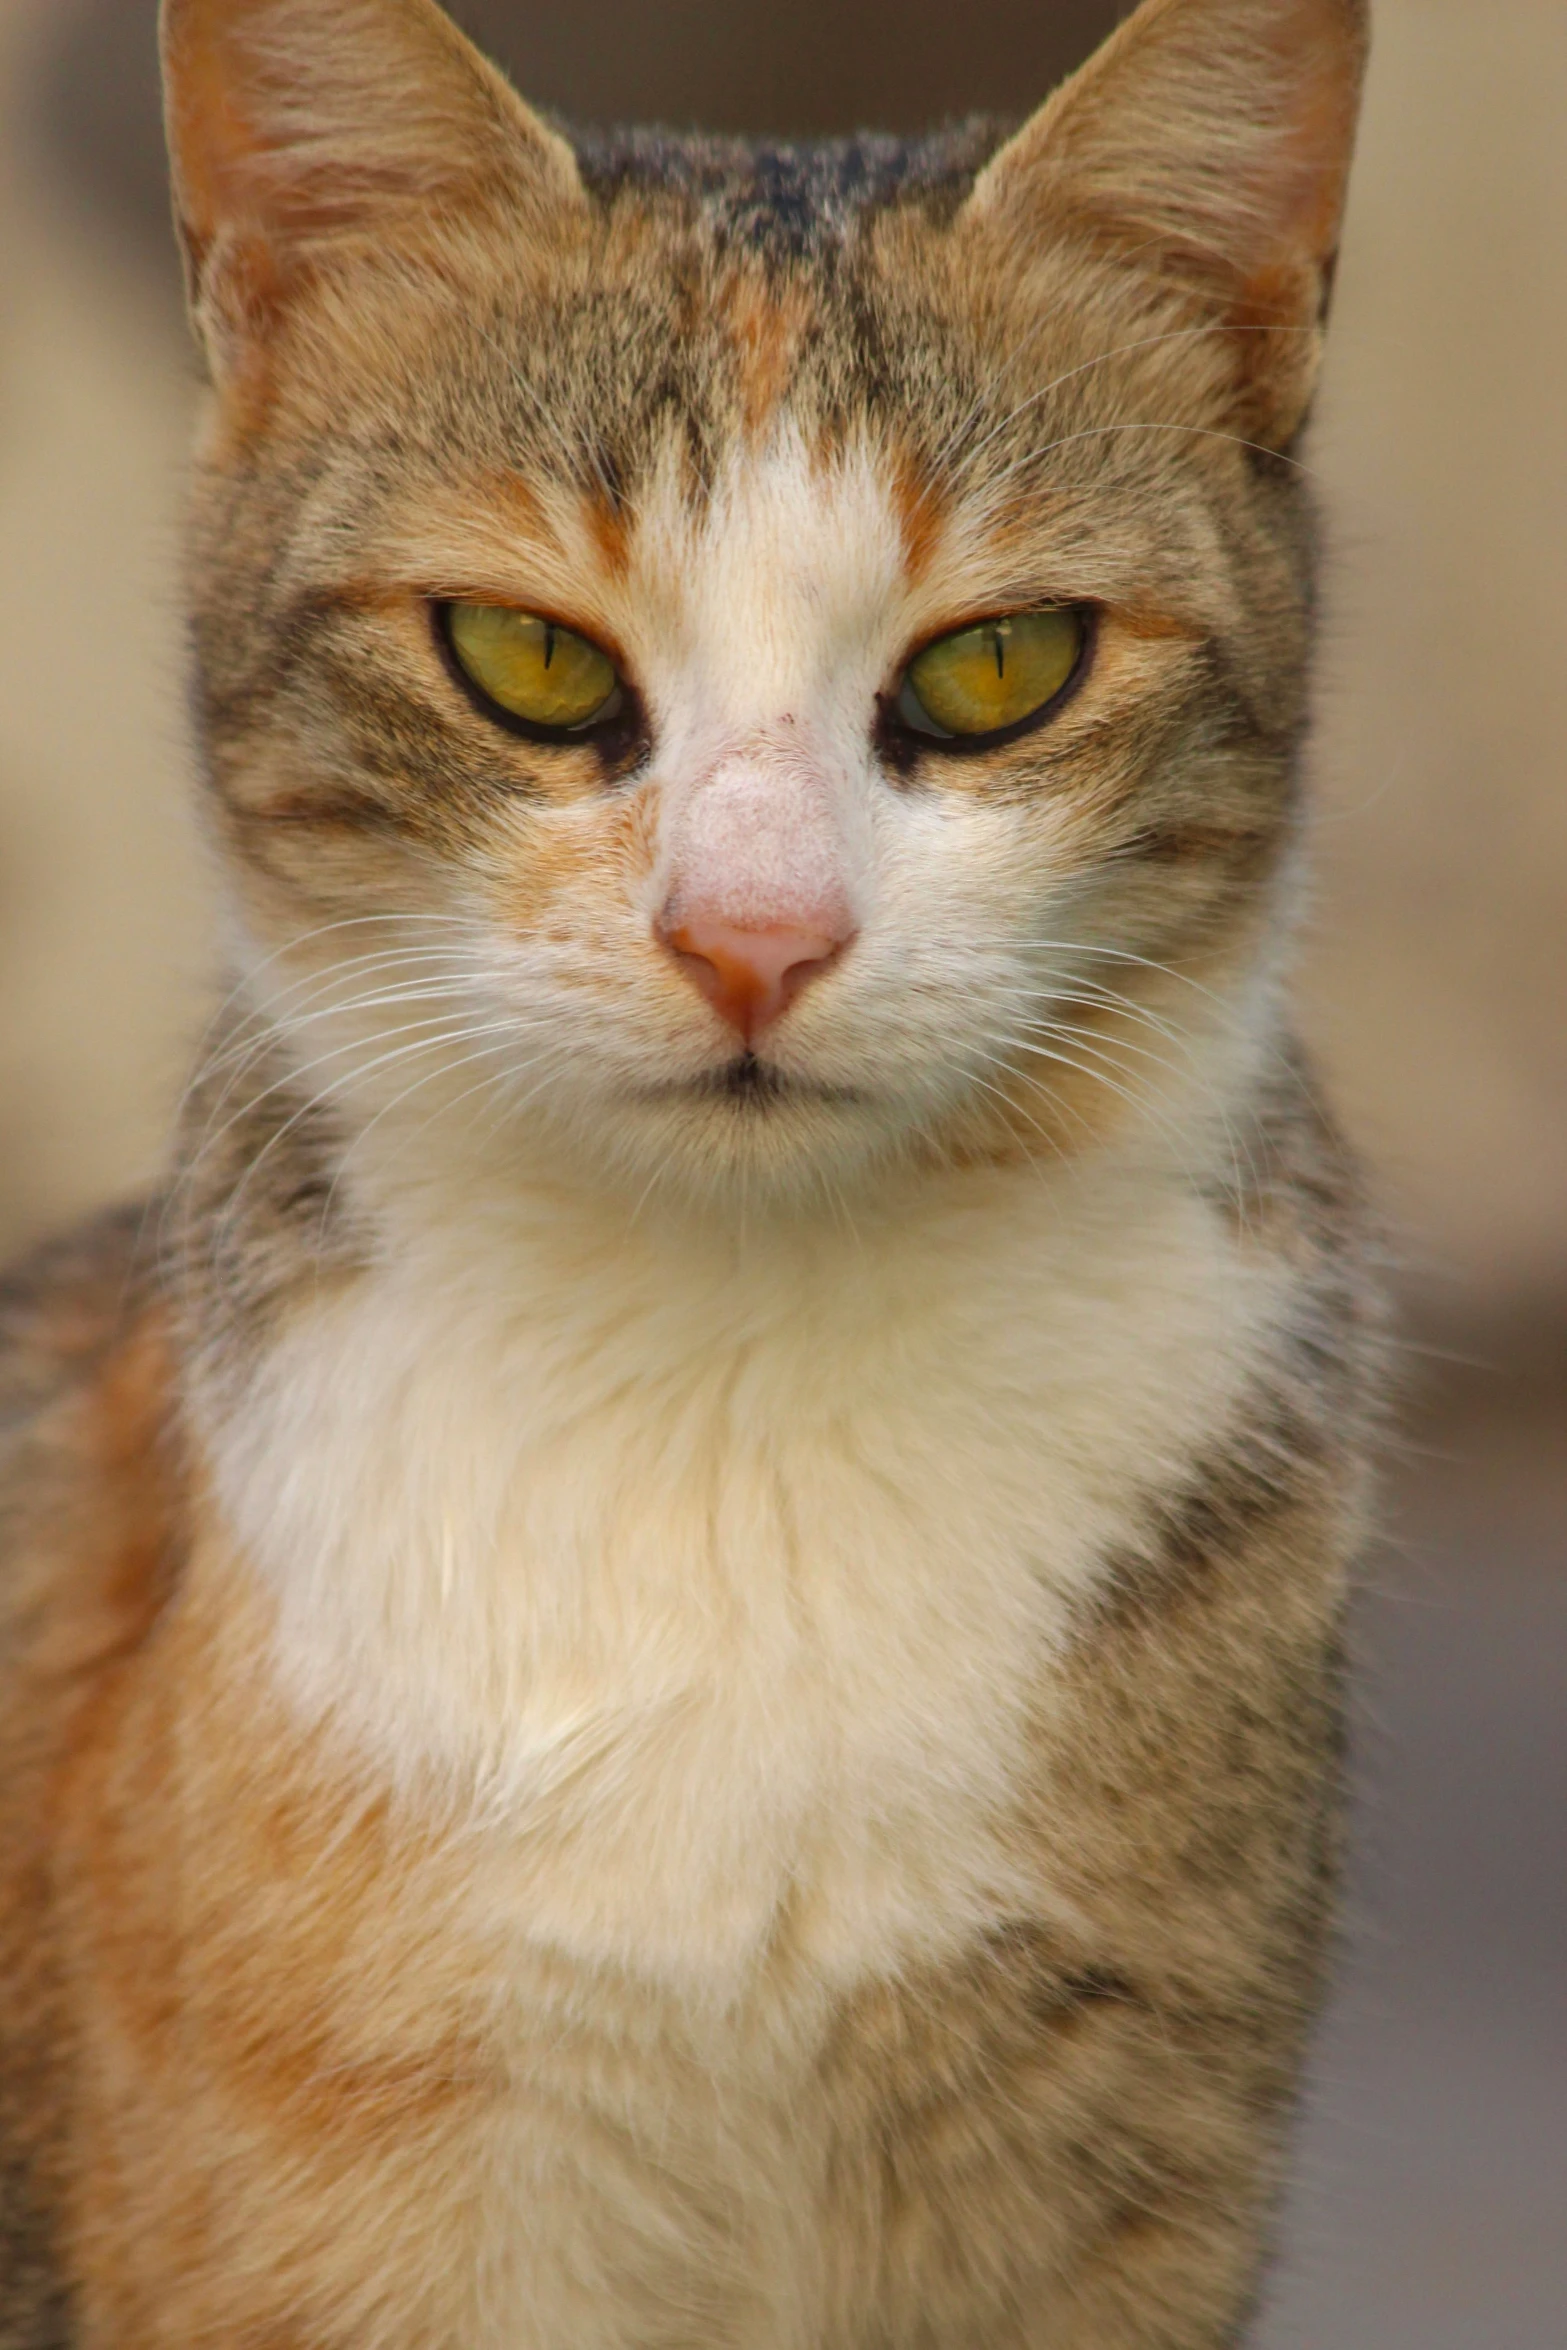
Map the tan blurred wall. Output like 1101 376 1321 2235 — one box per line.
1305 0 1567 1338
1 0 1563 1346
0 0 205 1247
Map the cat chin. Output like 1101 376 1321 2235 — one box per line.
560 1082 912 1214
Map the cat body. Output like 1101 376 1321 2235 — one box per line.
0 0 1380 2341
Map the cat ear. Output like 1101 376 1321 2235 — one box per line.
962 0 1369 447
160 0 584 380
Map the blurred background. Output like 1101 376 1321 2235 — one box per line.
0 0 1561 2339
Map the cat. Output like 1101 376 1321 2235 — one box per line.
0 0 1383 2341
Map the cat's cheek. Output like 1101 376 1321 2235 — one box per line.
471 784 661 943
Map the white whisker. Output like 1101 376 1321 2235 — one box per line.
944 322 1317 481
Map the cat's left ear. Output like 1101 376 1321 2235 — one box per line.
961 0 1369 448
160 0 585 384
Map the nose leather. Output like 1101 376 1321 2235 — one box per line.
662 914 850 1042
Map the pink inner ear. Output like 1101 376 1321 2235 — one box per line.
957 0 1367 451
1264 39 1367 275
162 0 583 280
965 0 1367 289
165 7 272 251
168 19 429 252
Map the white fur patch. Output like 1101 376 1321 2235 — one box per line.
207 1147 1283 2003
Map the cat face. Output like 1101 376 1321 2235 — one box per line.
165 0 1366 1211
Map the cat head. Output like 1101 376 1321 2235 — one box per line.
162 0 1367 1219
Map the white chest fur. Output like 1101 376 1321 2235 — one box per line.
207 1156 1280 2000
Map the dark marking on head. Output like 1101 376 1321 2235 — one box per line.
569 121 1010 265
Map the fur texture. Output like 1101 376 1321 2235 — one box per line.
0 0 1381 2341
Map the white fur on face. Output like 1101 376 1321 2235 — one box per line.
238 414 1246 1222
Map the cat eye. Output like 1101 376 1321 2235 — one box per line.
893 608 1088 747
440 601 625 738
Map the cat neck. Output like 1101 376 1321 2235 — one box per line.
176 1058 1289 1996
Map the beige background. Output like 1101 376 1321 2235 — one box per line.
0 0 202 1247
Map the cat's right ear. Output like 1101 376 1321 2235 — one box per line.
961 0 1369 448
160 0 584 386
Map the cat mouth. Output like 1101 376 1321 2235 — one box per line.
654 1055 863 1109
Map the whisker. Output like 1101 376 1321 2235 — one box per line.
204 974 483 1085
199 973 483 1106
990 1029 1160 1127
185 1004 503 1199
974 1009 1217 1181
311 1033 560 1252
1016 1005 1194 1080
945 322 1316 480
196 1016 527 1251
959 1046 1091 1167
973 421 1314 514
1004 1000 1262 1214
185 912 481 1078
205 943 482 1050
179 936 488 1145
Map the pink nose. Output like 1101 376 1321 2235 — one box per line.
660 912 852 1043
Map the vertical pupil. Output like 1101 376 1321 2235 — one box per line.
543 622 556 670
992 624 1006 680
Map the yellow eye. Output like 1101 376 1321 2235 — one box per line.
897 608 1086 743
444 602 623 734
